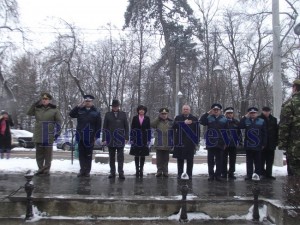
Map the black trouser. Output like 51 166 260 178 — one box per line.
222 146 237 176
108 147 124 175
135 156 145 172
261 149 275 177
246 149 261 178
78 141 94 175
207 147 222 178
177 158 194 178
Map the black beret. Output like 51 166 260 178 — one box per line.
211 103 222 110
262 106 271 112
0 110 8 115
159 107 169 113
83 94 95 101
41 92 52 100
248 107 258 113
224 107 234 113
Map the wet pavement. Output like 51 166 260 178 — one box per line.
0 173 289 201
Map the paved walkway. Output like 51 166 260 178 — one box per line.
0 173 289 202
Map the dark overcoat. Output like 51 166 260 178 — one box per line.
0 117 14 149
258 114 278 151
102 111 129 148
69 106 102 144
172 114 200 160
129 115 151 156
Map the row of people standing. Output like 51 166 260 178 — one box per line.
27 92 278 181
200 103 278 181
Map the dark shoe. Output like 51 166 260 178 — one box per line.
84 173 90 177
119 174 125 180
38 172 50 177
208 176 214 181
108 174 116 179
163 173 168 177
77 172 85 177
34 171 43 176
221 174 227 179
228 173 236 180
135 171 140 178
139 170 144 177
156 172 162 177
244 176 252 181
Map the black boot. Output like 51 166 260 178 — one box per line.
135 156 140 177
140 156 145 177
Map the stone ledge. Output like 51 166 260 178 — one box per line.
94 153 109 164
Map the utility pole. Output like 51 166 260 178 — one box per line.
272 0 283 166
272 0 282 119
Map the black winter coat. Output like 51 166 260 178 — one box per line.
258 114 278 151
129 115 151 156
199 113 227 150
102 111 129 148
0 117 14 149
226 118 243 147
172 114 200 160
239 117 267 151
69 106 102 144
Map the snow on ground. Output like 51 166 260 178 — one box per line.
0 155 288 177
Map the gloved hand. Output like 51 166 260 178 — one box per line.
54 134 60 141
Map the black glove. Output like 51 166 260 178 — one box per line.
54 134 59 141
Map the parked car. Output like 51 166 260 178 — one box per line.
56 129 106 151
11 129 34 148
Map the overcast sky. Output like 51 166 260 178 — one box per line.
17 0 129 47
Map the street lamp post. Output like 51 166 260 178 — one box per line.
175 64 183 116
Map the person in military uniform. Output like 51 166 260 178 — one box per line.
279 79 300 176
239 107 267 180
27 92 62 176
69 94 102 177
102 99 129 180
221 107 242 180
172 105 200 180
199 103 227 181
259 106 278 179
150 108 173 177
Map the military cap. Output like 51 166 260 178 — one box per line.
224 107 234 114
262 106 271 112
83 94 95 101
247 107 258 113
211 103 222 110
110 99 120 107
159 107 169 114
137 105 147 114
41 92 52 100
293 79 300 85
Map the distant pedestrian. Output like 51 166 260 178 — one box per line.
129 105 151 178
69 94 102 178
102 99 129 180
0 111 14 159
279 79 300 176
221 107 242 180
259 106 278 180
199 103 227 181
27 92 62 176
172 105 200 180
151 108 173 177
239 107 267 180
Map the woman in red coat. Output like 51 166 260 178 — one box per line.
130 105 151 177
0 111 14 159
